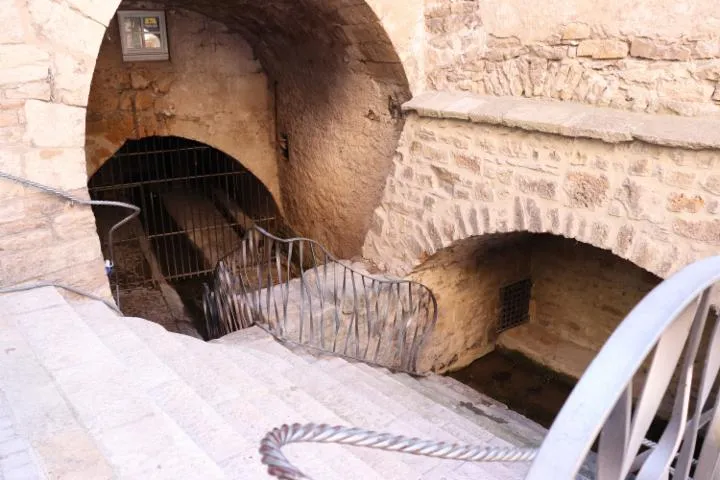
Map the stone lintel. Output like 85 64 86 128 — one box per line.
402 91 720 150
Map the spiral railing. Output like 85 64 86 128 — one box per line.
203 225 437 374
258 256 720 479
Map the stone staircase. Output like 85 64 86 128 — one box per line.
0 287 576 479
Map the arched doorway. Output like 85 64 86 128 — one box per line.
88 136 283 336
409 231 662 425
85 1 412 262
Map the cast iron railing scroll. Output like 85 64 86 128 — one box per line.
203 225 437 374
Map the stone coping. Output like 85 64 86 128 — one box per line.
402 91 720 150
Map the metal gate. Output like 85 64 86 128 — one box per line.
88 136 282 293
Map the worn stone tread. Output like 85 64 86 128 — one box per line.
1 289 565 479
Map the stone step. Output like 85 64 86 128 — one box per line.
73 300 263 479
326 361 531 479
4 290 588 479
0 389 46 480
419 374 548 441
122 317 382 479
222 330 529 478
217 338 423 478
1 288 223 479
366 365 543 447
173 334 387 480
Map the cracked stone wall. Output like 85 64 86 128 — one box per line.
86 6 280 204
363 113 720 280
426 0 720 116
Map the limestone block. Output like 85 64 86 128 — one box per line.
0 3 25 44
516 175 557 200
577 39 629 59
130 72 150 90
23 148 87 191
4 81 52 101
630 38 691 61
693 39 720 59
24 101 85 148
0 149 24 176
52 52 94 107
0 45 50 86
0 198 26 225
27 0 106 57
0 236 102 285
561 22 590 41
697 62 720 81
0 45 49 69
0 66 48 86
666 193 704 213
563 172 609 209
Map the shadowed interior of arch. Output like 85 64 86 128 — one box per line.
87 135 285 338
85 0 412 260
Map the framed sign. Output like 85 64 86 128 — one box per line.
117 10 169 62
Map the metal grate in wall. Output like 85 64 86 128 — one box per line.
88 136 282 292
497 278 532 333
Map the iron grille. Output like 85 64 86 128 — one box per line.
497 278 532 333
88 136 282 293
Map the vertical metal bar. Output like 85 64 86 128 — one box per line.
283 241 293 336
309 243 321 347
598 385 632 480
298 241 305 344
351 270 360 358
189 140 201 277
362 276 372 360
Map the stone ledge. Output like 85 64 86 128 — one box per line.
402 91 720 150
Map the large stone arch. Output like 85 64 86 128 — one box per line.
407 231 662 374
362 112 719 280
85 8 283 212
0 0 416 296
84 0 414 257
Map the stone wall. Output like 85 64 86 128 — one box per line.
0 0 115 296
425 0 720 116
272 55 409 257
500 235 661 379
363 96 720 280
86 6 280 204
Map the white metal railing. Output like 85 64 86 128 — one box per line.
259 256 720 479
527 255 720 479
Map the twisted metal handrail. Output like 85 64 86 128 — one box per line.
260 423 538 480
203 225 437 373
258 257 720 479
0 171 140 308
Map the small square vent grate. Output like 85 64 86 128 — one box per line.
497 278 532 333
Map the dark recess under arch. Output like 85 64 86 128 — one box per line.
87 135 285 335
